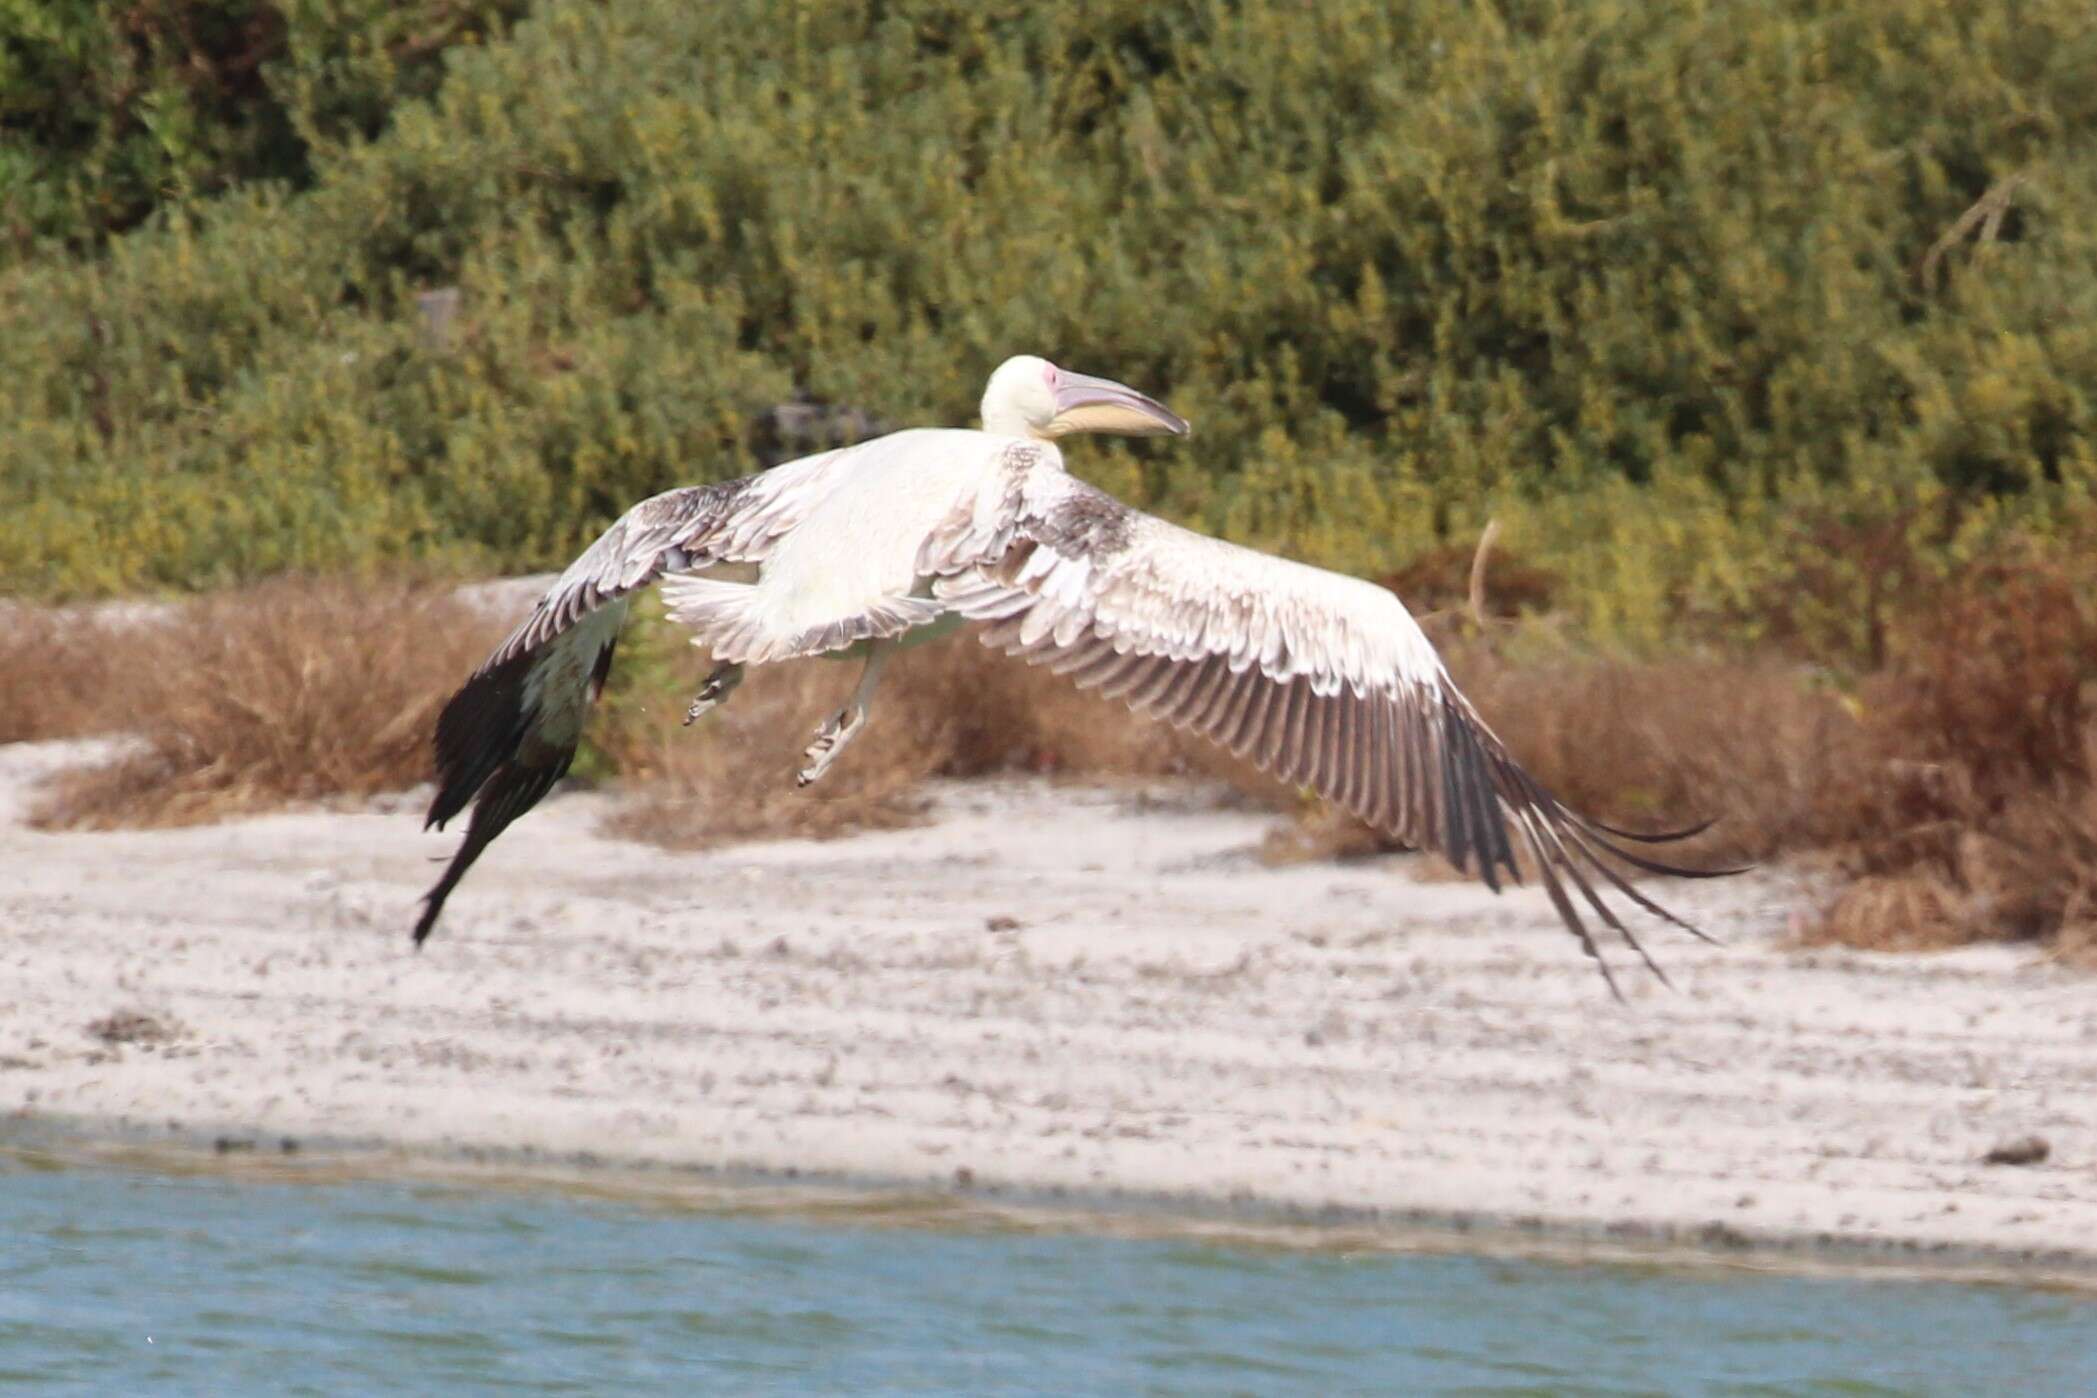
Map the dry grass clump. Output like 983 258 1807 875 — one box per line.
605 639 1277 850
1807 788 2097 958
600 661 946 849
30 576 502 829
0 605 125 743
1258 644 1866 873
1800 553 2097 956
1447 645 1867 867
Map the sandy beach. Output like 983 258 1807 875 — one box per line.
4 735 2094 1277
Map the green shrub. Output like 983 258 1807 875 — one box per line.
0 0 523 258
3 0 2093 659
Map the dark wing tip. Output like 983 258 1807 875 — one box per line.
1437 688 1746 986
425 648 537 829
1438 691 1521 892
407 479 755 942
411 751 572 947
1584 813 1720 845
1567 814 1755 882
411 896 442 949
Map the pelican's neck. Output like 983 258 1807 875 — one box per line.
979 395 1047 440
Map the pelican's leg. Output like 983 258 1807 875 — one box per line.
797 642 894 788
682 661 745 726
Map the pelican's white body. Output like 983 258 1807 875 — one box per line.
661 428 1046 665
753 429 1021 639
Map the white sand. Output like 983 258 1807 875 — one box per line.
4 736 2094 1275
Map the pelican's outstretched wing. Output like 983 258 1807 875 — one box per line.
415 450 850 945
929 472 1733 995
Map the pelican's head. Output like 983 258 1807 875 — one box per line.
979 355 1190 442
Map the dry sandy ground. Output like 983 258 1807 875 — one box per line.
4 736 2095 1278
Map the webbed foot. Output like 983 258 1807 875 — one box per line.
796 705 867 787
683 662 745 726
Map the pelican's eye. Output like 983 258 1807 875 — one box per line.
1042 363 1059 388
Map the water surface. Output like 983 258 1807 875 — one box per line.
3 1149 2093 1394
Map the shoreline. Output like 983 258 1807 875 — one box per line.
16 1122 2097 1294
6 737 2095 1282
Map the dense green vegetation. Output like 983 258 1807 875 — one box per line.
4 0 2093 655
0 0 523 257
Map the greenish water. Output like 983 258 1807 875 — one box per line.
3 1152 2094 1395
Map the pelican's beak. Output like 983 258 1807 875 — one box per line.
1047 370 1191 438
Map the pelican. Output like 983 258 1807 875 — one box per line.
416 355 1728 991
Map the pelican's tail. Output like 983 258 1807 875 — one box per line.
660 575 764 654
662 574 942 663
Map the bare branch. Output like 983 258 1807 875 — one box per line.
1919 173 2029 293
1468 518 1501 634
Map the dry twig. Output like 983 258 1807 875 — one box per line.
1918 172 2029 292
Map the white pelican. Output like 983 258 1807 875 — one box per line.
416 355 1728 991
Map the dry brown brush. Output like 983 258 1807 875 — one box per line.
604 637 1276 851
27 576 502 828
1431 541 2097 957
1805 550 2097 956
1258 643 1867 874
9 547 2097 960
0 606 124 744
